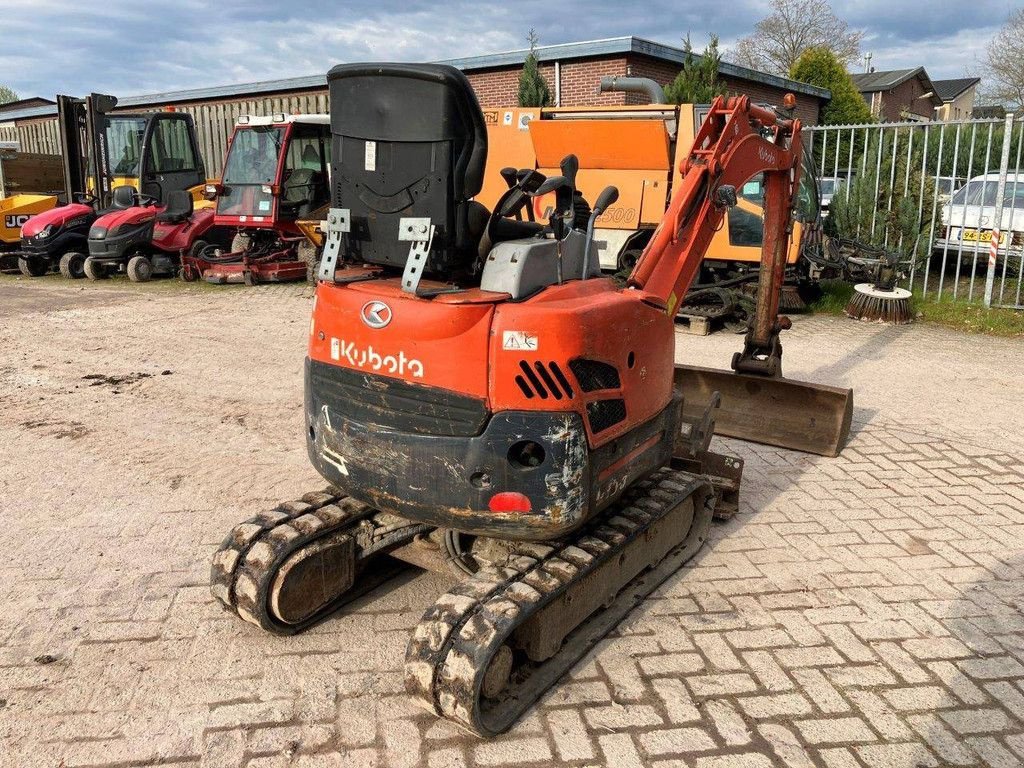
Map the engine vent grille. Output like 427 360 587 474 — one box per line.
587 399 627 433
569 358 621 392
514 360 575 400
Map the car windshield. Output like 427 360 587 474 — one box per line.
222 126 285 184
950 179 1024 209
820 179 839 196
105 116 148 176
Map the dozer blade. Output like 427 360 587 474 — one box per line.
674 364 853 458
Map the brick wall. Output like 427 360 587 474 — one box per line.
870 78 936 122
466 53 823 124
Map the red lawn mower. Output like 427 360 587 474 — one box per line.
84 188 221 281
181 113 330 285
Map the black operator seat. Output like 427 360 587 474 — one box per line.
111 185 138 209
327 63 538 278
156 190 194 224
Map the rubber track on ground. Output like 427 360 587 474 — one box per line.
210 487 429 634
404 467 713 736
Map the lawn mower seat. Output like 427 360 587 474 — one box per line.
111 185 138 209
282 168 317 218
156 190 194 224
327 63 488 277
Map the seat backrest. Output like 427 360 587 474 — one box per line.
283 168 316 202
327 63 487 276
112 185 137 209
301 143 320 168
157 189 193 223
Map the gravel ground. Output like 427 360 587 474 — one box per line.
0 274 1022 768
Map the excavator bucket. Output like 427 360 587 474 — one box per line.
675 364 853 458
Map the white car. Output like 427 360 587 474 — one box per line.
818 176 844 217
937 173 1024 256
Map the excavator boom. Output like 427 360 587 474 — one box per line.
630 94 852 457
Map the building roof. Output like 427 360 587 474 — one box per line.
933 77 981 102
851 68 923 91
851 67 942 107
0 96 55 115
0 36 830 124
442 36 831 100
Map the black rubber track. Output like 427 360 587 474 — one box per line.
404 468 714 736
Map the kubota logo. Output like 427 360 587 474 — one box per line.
360 300 392 329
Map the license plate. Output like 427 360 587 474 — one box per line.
961 228 1007 245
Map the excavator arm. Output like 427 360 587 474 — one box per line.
628 95 801 334
629 95 853 458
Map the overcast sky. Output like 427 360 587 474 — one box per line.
0 0 1014 100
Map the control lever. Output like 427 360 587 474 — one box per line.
534 175 567 196
554 154 579 239
582 185 619 280
499 167 519 189
560 154 579 188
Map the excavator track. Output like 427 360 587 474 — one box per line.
210 488 430 634
405 468 715 736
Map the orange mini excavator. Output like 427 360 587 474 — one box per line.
211 64 853 736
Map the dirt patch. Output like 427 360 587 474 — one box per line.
20 419 91 440
80 370 172 389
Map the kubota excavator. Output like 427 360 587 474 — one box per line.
210 64 853 737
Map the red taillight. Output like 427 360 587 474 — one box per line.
488 492 532 513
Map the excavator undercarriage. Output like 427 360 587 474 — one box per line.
212 418 726 736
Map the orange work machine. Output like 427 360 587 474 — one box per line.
211 64 853 737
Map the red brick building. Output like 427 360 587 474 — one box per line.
446 37 830 125
851 68 943 123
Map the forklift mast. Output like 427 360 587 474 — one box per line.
56 93 118 205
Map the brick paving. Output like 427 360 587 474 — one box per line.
0 276 1022 767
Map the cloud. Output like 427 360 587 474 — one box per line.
0 0 1012 99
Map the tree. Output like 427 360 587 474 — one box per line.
731 0 863 75
518 29 551 108
825 128 937 267
0 85 18 105
789 48 873 125
664 35 727 104
983 9 1024 109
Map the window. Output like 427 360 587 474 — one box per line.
222 126 284 184
728 158 819 248
285 124 328 172
148 118 197 173
105 116 147 176
951 180 1024 209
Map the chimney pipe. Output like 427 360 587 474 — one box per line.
598 76 666 104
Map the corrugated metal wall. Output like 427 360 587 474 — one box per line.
0 90 330 176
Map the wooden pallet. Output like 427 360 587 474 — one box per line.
675 309 733 336
675 313 711 335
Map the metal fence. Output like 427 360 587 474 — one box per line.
807 115 1024 309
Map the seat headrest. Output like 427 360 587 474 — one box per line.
112 185 137 208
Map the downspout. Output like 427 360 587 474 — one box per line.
598 76 666 104
554 61 561 107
